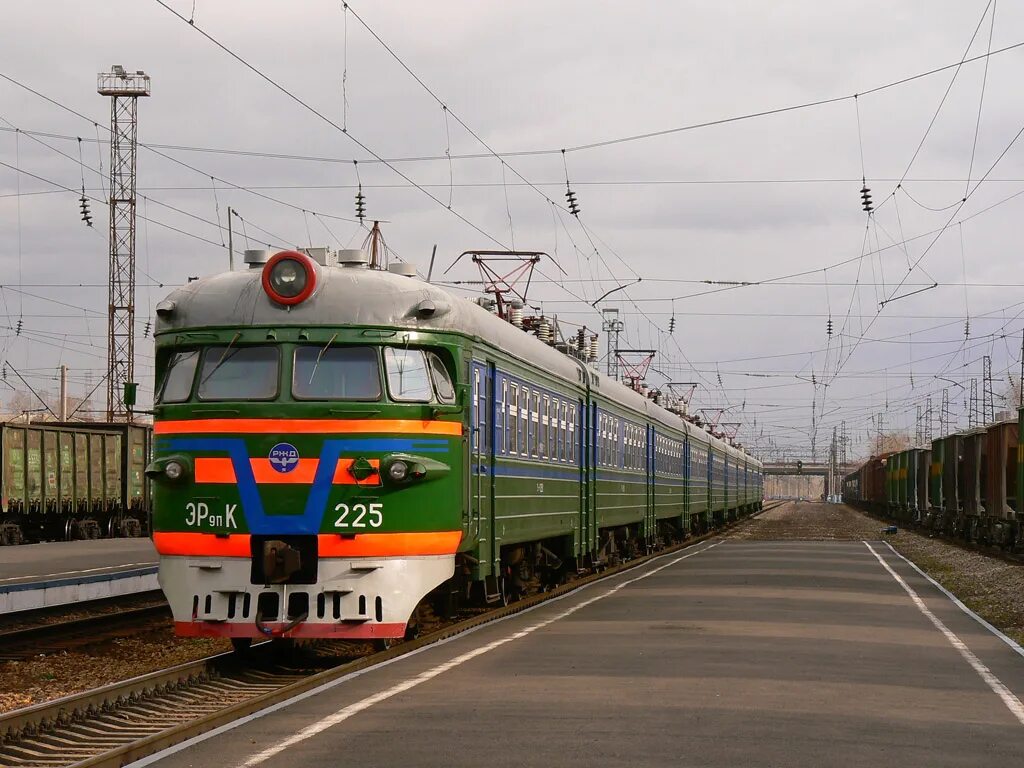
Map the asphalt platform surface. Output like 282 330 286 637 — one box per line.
0 538 156 586
139 507 1024 767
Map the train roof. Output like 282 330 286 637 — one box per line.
155 262 756 466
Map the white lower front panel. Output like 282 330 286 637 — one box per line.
159 554 454 639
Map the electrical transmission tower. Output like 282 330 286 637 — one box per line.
98 66 150 421
968 378 979 429
925 395 933 444
982 355 995 425
940 388 949 435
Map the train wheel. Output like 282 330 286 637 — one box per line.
230 637 253 656
404 605 427 641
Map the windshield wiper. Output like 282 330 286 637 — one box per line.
308 332 338 386
199 332 242 389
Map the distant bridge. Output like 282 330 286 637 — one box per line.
762 462 855 477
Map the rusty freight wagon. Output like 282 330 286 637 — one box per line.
0 421 151 544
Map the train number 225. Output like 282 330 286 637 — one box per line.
333 502 383 529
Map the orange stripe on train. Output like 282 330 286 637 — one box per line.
153 531 462 557
194 457 381 485
154 418 462 436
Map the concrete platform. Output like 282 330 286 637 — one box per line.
0 538 158 613
138 538 1024 768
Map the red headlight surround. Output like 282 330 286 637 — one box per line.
262 251 317 306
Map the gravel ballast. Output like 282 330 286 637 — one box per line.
0 627 228 714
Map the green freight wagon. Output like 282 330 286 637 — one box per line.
889 448 927 525
984 415 1018 546
0 420 151 544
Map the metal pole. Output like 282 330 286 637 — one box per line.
59 364 68 421
98 67 149 422
426 244 437 282
227 206 234 271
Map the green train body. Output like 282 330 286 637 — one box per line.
0 421 150 544
150 249 763 642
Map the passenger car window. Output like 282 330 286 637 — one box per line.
198 346 279 401
157 350 199 403
293 346 381 400
384 348 433 402
427 352 456 403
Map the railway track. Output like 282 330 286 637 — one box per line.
0 505 780 768
851 505 1024 565
0 604 171 663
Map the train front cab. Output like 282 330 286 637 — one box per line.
150 330 466 643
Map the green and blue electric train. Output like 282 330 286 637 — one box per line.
148 248 763 645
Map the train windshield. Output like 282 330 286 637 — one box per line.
427 351 456 403
383 348 456 404
384 348 433 402
157 350 199 403
197 345 280 401
293 346 382 400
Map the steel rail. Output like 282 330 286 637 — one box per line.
0 604 170 662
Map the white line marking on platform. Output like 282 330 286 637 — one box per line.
882 541 1024 660
126 540 720 767
238 540 721 766
864 541 1024 726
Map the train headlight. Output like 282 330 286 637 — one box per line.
262 251 317 306
145 455 191 483
388 461 409 482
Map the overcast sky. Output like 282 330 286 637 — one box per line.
2 0 1023 460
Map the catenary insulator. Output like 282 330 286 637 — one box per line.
565 185 581 217
537 317 553 344
509 303 524 328
589 334 599 363
79 193 92 227
860 185 873 213
355 186 366 221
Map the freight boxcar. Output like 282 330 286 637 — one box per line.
983 416 1018 546
885 447 928 525
841 453 891 513
0 421 151 544
845 410 1024 551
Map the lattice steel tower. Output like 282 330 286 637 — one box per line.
98 66 150 421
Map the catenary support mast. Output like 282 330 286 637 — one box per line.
98 66 150 421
